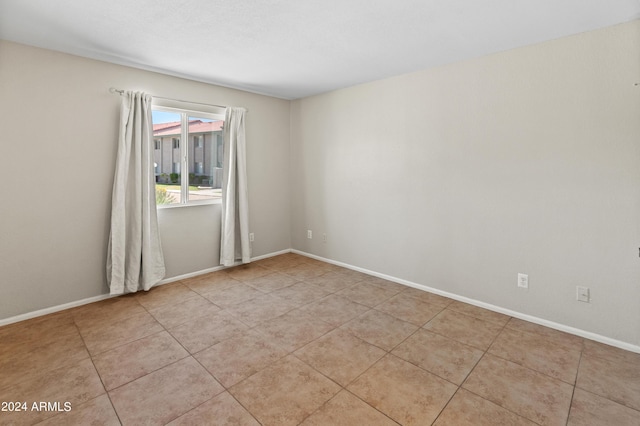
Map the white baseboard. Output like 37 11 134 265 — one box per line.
0 294 114 327
292 249 640 354
5 246 638 354
0 248 292 328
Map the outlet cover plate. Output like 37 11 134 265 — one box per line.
517 273 529 289
576 286 590 303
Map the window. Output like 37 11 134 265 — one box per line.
152 106 224 207
154 139 161 150
194 135 203 148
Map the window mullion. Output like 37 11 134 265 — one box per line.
181 113 188 204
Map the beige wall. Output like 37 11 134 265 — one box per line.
2 21 639 347
0 40 291 319
290 21 640 346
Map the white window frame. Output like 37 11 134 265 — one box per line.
152 100 225 208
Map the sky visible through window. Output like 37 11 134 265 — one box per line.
152 110 213 124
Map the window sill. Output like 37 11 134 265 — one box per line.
157 199 221 209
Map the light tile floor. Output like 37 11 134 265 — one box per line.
1 253 640 425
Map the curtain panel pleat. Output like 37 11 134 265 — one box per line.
107 91 165 295
220 107 250 266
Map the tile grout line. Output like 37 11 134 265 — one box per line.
72 315 125 426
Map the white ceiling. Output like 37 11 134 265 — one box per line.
1 0 639 99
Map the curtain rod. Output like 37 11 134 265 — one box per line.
109 87 247 112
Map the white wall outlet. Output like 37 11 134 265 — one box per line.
249 233 254 242
576 286 590 303
307 230 312 239
517 273 528 289
323 233 327 243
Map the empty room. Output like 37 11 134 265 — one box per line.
1 0 639 425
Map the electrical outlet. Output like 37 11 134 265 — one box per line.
323 233 327 243
249 233 254 242
576 286 590 303
307 230 312 239
517 273 528 289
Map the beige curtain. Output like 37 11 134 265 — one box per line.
107 91 165 294
220 107 250 266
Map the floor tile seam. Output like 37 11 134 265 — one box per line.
569 333 587 390
105 354 224 402
289 349 372 390
98 346 193 393
0 351 93 393
186 283 238 298
579 349 640 369
74 313 161 341
294 390 343 426
135 289 202 312
163 328 207 357
158 391 245 426
393 325 487 387
422 307 510 356
460 353 574 424
0 339 93 391
195 337 291 389
354 292 402 309
222 390 262 425
334 322 398 354
250 320 338 355
444 305 513 327
343 352 461 425
573 380 640 413
146 302 225 332
295 388 402 426
572 386 640 414
473 350 579 388
456 386 546 426
302 279 361 296
421 304 449 323
162 318 228 357
400 289 453 308
341 388 404 426
388 347 474 389
241 279 300 294
483 313 513 354
77 347 110 409
565 375 577 426
100 393 126 426
226 303 304 328
498 324 585 355
437 306 507 332
428 383 463 426
370 303 441 327
365 319 423 354
190 351 238 393
73 311 149 334
483 346 579 386
417 325 490 353
86 327 168 358
504 320 586 350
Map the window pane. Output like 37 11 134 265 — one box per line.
187 116 224 202
152 111 182 205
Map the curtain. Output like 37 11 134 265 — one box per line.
220 107 250 266
106 91 165 295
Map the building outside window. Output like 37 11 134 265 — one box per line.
152 107 224 206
